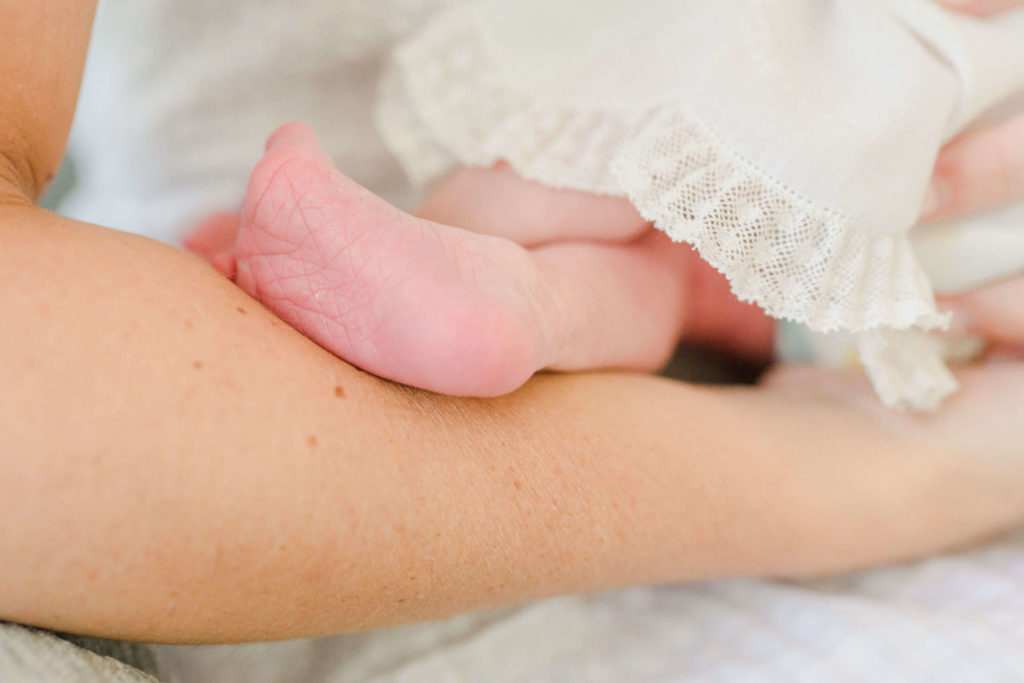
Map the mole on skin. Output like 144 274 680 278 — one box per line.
236 307 247 315
334 385 345 398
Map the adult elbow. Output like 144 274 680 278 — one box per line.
0 129 55 206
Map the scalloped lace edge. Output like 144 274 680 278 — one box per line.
375 8 956 410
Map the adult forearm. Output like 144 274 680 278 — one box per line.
0 205 1003 643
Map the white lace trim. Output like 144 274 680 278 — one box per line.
376 7 956 410
858 330 959 412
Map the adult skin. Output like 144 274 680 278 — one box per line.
2 0 1024 645
938 0 1024 17
925 0 1024 216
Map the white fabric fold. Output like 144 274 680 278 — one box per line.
377 0 1024 410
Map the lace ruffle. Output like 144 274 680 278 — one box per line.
858 330 959 412
376 7 956 410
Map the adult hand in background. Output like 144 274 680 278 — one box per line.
923 0 1024 218
766 272 1024 467
923 110 1024 221
946 276 1024 354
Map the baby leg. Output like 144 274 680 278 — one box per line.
422 166 777 365
233 123 690 396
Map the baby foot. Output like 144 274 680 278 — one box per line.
234 123 549 396
234 122 707 397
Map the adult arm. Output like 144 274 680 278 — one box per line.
2 0 1023 645
3 202 1024 644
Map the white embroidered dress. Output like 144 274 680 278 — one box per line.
377 0 1024 410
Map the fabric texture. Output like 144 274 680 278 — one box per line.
0 623 158 683
376 0 1024 410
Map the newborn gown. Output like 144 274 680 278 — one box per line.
16 1 1022 681
377 0 1024 410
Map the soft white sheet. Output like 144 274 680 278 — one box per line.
0 623 157 682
